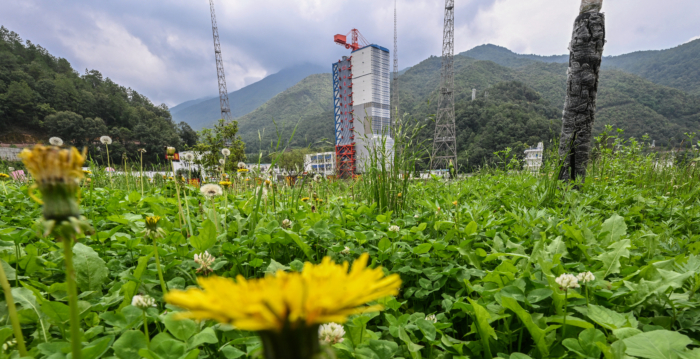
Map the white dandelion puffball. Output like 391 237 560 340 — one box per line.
132 295 156 309
100 136 112 145
221 148 231 156
318 323 345 345
49 137 63 146
200 184 223 198
341 246 351 255
425 314 438 323
219 159 225 165
577 271 595 284
183 153 195 161
388 225 400 233
313 174 322 182
237 162 246 169
555 273 580 290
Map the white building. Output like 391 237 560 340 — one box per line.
524 142 544 172
304 152 335 175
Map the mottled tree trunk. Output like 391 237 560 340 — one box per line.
558 0 606 182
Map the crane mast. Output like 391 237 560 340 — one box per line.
208 0 233 122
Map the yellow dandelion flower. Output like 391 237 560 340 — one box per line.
144 216 165 238
165 253 401 331
238 168 249 173
82 169 92 175
19 145 86 221
219 181 232 188
452 201 458 206
397 192 402 198
0 173 9 180
301 197 310 202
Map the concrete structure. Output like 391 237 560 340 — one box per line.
333 42 393 176
524 142 544 172
0 147 22 161
304 152 335 175
472 89 476 101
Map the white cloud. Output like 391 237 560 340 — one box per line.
687 36 700 43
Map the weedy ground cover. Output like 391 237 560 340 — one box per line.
1 131 700 359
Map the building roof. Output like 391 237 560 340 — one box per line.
352 44 389 53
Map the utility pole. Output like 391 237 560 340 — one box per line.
392 0 399 133
431 0 457 170
209 0 233 122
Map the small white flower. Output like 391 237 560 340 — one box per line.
341 246 351 255
318 323 345 345
183 153 195 161
219 159 225 165
200 184 223 198
425 314 437 323
132 294 156 309
221 148 231 156
414 214 420 218
8 167 14 172
100 136 112 145
237 162 246 169
577 271 595 284
194 251 216 273
313 174 322 182
388 225 400 233
555 273 579 290
49 137 63 146
282 219 293 229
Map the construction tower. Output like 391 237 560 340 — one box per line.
431 0 457 170
208 0 233 122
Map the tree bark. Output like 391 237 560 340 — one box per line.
557 0 606 182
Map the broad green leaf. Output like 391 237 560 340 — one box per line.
398 326 423 358
113 330 149 359
413 243 432 255
73 243 109 291
264 259 289 274
585 304 638 330
163 313 198 341
623 330 692 359
221 346 246 359
501 296 551 357
282 229 314 260
356 340 399 359
547 316 594 329
12 287 49 341
41 301 70 325
415 319 436 342
527 288 553 303
75 335 115 359
189 220 217 252
188 327 218 350
562 328 605 359
464 221 478 236
595 239 631 279
600 214 627 245
510 354 533 359
378 237 391 252
467 298 496 359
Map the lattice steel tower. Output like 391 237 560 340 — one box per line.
209 0 232 122
391 0 399 131
431 0 457 170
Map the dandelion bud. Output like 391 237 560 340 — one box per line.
318 323 345 345
166 147 176 160
577 271 595 284
132 294 156 310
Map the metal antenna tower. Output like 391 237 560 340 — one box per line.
391 0 399 131
431 0 456 170
208 0 232 122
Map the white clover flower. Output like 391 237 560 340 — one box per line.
49 137 63 146
414 214 420 218
237 162 246 169
577 271 595 284
555 273 580 290
425 314 438 323
318 323 345 345
2 338 17 351
100 136 112 145
132 294 156 309
282 219 293 229
388 225 400 233
341 246 351 255
219 159 225 165
194 251 216 274
221 148 231 156
200 184 223 198
183 153 195 161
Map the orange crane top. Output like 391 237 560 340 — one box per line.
334 28 369 51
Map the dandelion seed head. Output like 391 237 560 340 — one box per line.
49 137 63 146
200 184 223 198
221 148 231 156
100 136 112 145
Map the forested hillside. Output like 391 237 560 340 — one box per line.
171 63 328 130
235 53 700 170
0 26 195 163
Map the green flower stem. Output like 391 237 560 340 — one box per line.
1 181 6 195
63 238 82 359
585 285 590 307
152 236 168 294
561 290 569 342
142 311 150 343
0 258 28 357
105 144 113 190
140 152 144 197
170 160 186 233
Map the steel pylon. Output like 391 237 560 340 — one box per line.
209 0 233 122
431 0 457 170
391 0 399 133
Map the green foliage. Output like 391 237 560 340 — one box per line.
191 119 246 173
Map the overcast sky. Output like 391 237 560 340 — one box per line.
2 0 699 107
